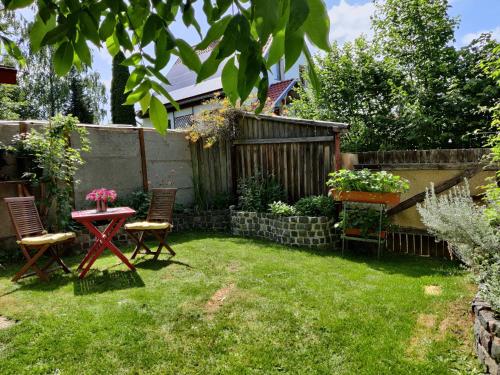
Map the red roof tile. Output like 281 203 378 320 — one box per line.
267 79 295 106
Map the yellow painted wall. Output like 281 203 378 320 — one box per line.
387 169 494 229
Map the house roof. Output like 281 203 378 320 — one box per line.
267 79 296 108
165 41 223 97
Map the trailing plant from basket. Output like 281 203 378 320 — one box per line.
335 208 391 238
269 201 296 217
294 195 337 217
8 114 90 231
186 94 274 148
238 174 286 212
417 181 500 311
327 169 410 193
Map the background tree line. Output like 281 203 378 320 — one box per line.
0 9 107 124
290 0 500 151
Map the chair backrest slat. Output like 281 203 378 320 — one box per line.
147 188 177 223
4 197 45 239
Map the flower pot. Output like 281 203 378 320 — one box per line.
96 200 108 213
329 189 401 205
344 228 387 239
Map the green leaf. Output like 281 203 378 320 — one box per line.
139 91 151 114
125 67 146 92
125 80 151 105
253 0 279 42
79 10 100 46
176 39 201 72
74 33 92 65
121 53 142 66
238 44 261 103
53 41 74 76
116 23 133 50
1 36 26 66
303 0 330 50
147 67 171 86
99 13 116 40
141 14 162 47
266 28 285 68
285 27 304 71
217 15 250 59
150 81 180 111
197 46 221 82
6 0 33 10
221 57 238 105
150 95 168 135
41 23 71 46
154 29 171 70
197 15 231 50
30 15 56 52
106 32 120 57
256 66 269 114
287 0 309 33
303 46 319 93
182 1 202 37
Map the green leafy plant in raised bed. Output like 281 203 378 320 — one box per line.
336 208 391 238
294 195 337 217
269 201 296 217
237 174 285 212
326 169 409 193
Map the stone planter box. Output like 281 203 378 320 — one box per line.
472 293 500 374
230 210 337 249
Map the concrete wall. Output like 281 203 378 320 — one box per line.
0 121 194 249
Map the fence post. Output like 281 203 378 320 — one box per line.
334 132 342 170
138 128 149 192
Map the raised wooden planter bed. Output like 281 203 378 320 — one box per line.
329 189 401 205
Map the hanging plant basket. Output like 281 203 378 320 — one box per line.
329 189 401 205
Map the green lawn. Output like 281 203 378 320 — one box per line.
0 233 482 374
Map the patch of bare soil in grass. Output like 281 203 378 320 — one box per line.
0 316 16 330
407 292 476 362
227 261 241 273
424 285 442 296
204 283 236 317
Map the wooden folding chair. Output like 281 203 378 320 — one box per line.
4 196 75 282
125 188 177 260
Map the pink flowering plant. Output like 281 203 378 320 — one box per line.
86 188 117 203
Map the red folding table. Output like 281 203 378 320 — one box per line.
71 207 136 279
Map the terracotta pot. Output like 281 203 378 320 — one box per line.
96 200 108 213
329 189 401 205
344 228 387 239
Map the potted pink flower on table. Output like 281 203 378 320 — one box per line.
86 188 117 212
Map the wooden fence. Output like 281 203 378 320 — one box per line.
190 113 349 203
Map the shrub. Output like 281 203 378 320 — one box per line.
294 195 336 217
336 208 390 237
417 182 500 311
237 174 285 212
326 169 409 193
112 189 151 220
269 201 296 216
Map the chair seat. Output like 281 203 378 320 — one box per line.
18 232 76 246
125 221 172 231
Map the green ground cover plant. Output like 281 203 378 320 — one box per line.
327 169 410 193
0 233 482 374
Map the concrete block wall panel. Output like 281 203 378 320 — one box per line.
143 129 194 206
73 127 143 209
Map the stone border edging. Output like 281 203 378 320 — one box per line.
472 293 500 374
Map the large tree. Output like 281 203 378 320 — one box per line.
291 0 499 151
64 68 95 123
0 0 331 134
111 51 136 125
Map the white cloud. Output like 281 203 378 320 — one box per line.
328 0 376 44
461 26 500 46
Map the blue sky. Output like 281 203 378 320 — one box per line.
85 0 500 122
